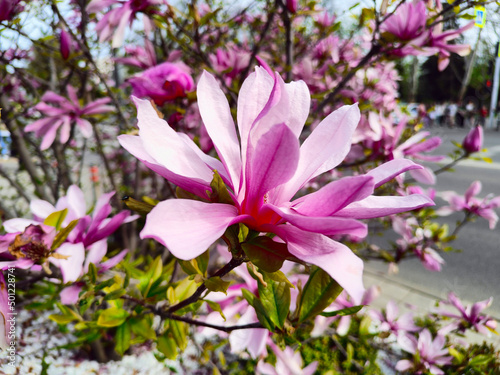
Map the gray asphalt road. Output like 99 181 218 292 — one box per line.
367 126 500 318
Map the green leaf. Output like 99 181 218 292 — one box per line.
115 322 132 356
94 277 116 291
241 288 275 331
238 224 249 242
48 313 78 325
122 196 155 215
97 307 129 327
209 170 233 204
103 289 126 301
157 334 177 360
469 354 492 367
44 209 68 230
359 315 372 336
88 262 98 284
257 271 290 329
138 256 163 297
178 250 209 277
297 267 343 323
51 219 79 250
168 320 188 350
205 300 226 321
320 305 364 317
448 346 464 362
129 315 157 340
205 276 231 294
242 236 290 273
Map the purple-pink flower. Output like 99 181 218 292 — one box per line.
0 185 133 283
435 292 497 336
396 329 453 375
380 1 427 41
256 340 318 375
119 67 433 303
86 0 164 48
437 181 500 229
25 86 113 150
128 61 195 106
369 300 419 338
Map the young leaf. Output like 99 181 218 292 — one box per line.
205 276 231 294
43 208 68 230
204 300 226 321
297 267 343 323
115 322 132 356
51 219 79 250
241 288 275 331
242 236 291 273
122 196 155 215
97 307 129 327
319 305 364 317
157 334 177 360
209 170 233 204
257 272 291 330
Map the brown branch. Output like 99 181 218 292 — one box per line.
167 254 247 314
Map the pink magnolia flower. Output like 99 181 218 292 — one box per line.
25 86 113 150
119 67 433 303
435 292 497 336
0 186 133 283
115 39 157 69
369 300 419 338
396 329 452 375
380 1 427 41
392 216 445 271
128 62 195 106
86 0 164 48
428 21 474 71
462 125 483 154
257 340 318 375
437 181 500 229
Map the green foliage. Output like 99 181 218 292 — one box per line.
296 267 343 323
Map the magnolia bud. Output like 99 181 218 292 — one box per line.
462 125 483 154
286 0 297 13
60 29 72 60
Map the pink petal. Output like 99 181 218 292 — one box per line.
229 307 268 358
30 199 56 220
268 207 368 238
65 185 87 219
408 167 436 185
3 218 37 233
133 97 214 183
293 175 374 216
279 104 360 202
237 67 275 165
84 240 108 273
336 194 434 219
197 71 242 192
75 118 93 138
274 225 365 304
245 123 299 210
118 134 211 198
100 249 128 271
60 284 83 305
367 159 423 188
141 200 246 260
51 242 85 283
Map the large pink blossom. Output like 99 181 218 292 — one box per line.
25 86 113 150
0 0 23 22
119 67 433 303
128 61 195 106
